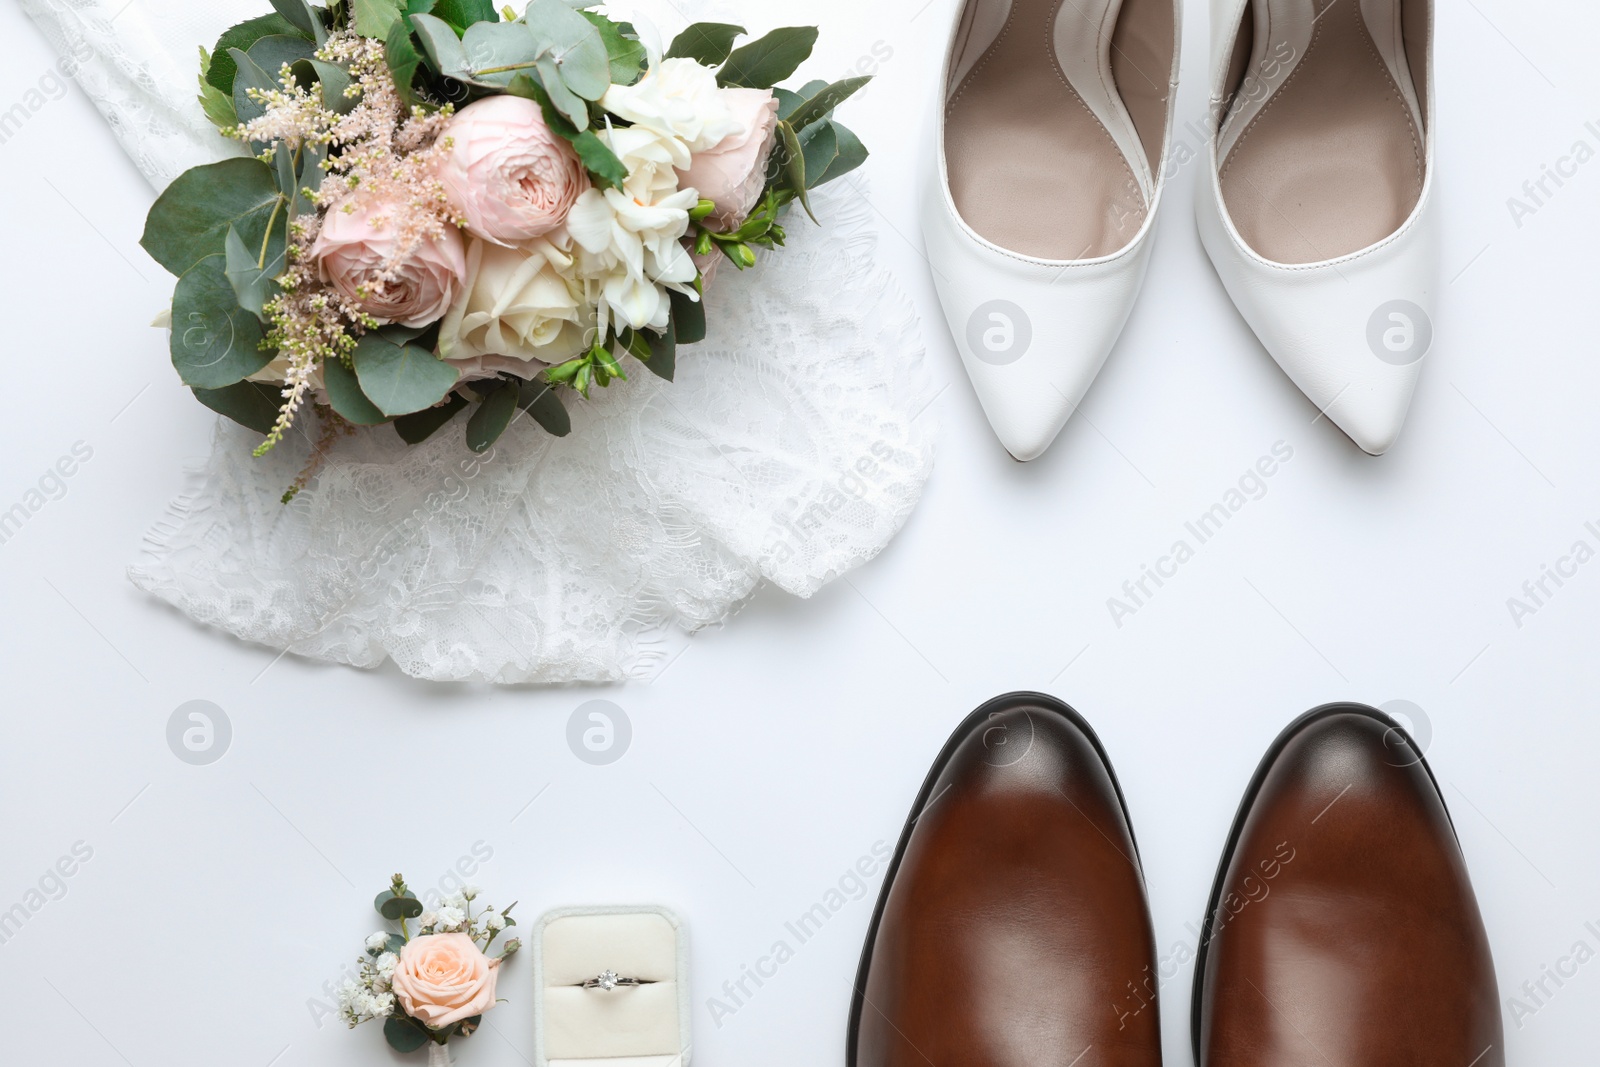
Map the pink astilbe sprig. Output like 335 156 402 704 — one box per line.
230 30 464 456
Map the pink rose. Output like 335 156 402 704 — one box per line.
676 88 779 230
439 96 590 244
312 199 467 328
390 933 500 1030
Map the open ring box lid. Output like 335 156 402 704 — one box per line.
531 905 690 1067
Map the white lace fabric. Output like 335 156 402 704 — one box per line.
25 0 935 682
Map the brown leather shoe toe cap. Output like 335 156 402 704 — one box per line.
852 694 1161 1067
1196 705 1503 1067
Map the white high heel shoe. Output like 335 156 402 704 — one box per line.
1197 0 1437 455
922 0 1181 462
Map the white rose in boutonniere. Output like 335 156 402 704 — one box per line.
601 58 742 152
568 126 700 332
439 237 590 378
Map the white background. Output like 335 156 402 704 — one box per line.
2 0 1598 1064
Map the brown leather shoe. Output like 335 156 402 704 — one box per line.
1194 703 1503 1067
848 693 1162 1067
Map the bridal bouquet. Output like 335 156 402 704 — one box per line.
341 874 520 1063
141 0 870 487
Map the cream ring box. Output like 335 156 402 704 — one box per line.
532 905 691 1067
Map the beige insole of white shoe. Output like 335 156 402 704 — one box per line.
1220 0 1424 264
945 0 1148 261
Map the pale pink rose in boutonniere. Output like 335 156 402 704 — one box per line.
311 198 467 328
439 96 590 245
389 932 500 1029
677 88 780 231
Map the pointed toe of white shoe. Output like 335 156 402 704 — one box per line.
1196 172 1439 456
923 179 1160 462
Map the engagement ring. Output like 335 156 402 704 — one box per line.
581 970 653 991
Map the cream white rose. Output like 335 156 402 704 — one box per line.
601 58 742 152
439 237 591 379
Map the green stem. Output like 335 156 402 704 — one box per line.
257 195 285 270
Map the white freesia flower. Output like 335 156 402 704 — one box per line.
601 58 741 152
439 237 590 377
568 125 700 333
435 905 466 931
366 932 391 953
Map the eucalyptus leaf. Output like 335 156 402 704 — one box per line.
297 140 328 206
192 380 281 435
772 85 804 121
223 224 283 320
142 158 283 277
383 1017 429 1054
807 120 868 187
393 394 467 443
665 22 744 65
169 255 273 389
229 47 278 125
384 933 407 956
273 141 297 201
269 0 327 43
353 332 460 417
374 890 426 920
517 381 570 436
323 357 390 425
643 320 675 382
536 56 587 129
798 120 836 182
411 12 470 75
465 382 518 452
717 26 817 89
311 59 357 112
460 21 539 85
206 14 305 96
579 11 645 85
669 287 705 344
785 75 871 132
352 0 405 38
521 0 609 99
245 34 318 84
